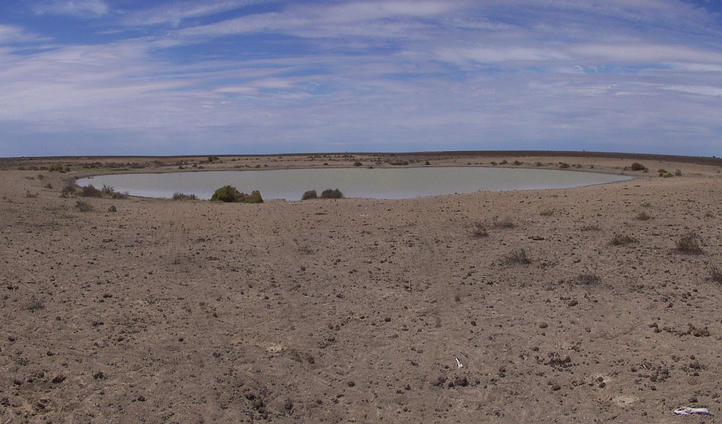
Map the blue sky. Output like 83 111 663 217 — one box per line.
1 0 721 156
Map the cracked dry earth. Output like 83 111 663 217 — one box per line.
1 158 722 423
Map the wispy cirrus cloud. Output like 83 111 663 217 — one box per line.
121 0 270 27
32 0 109 17
0 24 46 44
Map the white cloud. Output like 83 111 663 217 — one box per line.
33 0 109 18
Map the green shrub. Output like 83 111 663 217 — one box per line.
301 190 317 200
244 190 263 203
173 192 198 201
320 188 343 199
630 162 646 171
210 185 263 203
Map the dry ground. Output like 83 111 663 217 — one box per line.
1 153 721 423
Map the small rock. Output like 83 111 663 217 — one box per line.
539 322 549 329
51 375 66 384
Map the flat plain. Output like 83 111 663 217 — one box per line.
1 152 721 423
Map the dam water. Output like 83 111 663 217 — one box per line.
76 167 630 201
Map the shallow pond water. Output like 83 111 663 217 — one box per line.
76 167 630 200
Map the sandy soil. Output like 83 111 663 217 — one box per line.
1 153 721 423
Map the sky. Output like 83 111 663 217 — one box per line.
0 0 721 157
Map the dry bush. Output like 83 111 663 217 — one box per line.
80 185 102 197
60 184 76 197
502 249 531 265
676 232 703 254
610 234 637 246
630 162 646 171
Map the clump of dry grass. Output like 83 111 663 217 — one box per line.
610 234 637 246
539 209 554 216
26 297 45 312
75 200 93 212
494 217 515 229
580 224 601 231
470 222 488 238
575 273 601 285
502 249 531 265
636 211 651 221
675 232 703 254
711 267 722 283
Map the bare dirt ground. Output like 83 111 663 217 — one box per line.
1 152 721 423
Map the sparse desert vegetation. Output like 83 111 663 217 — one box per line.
2 153 722 423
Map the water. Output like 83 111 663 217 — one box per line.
76 167 630 200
